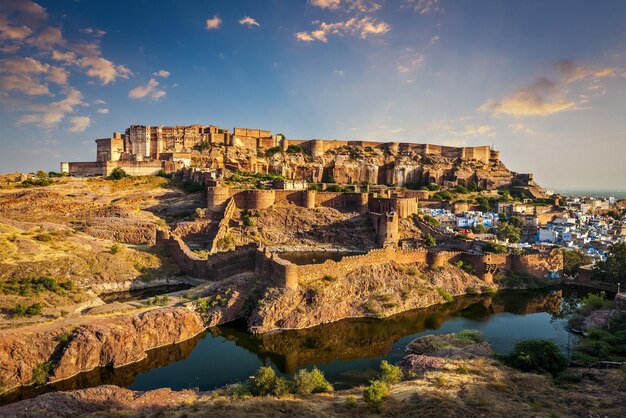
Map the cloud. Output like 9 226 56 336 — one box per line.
128 78 166 100
403 0 443 14
97 107 109 114
461 124 496 137
80 28 106 37
429 35 439 46
93 99 106 105
26 27 64 50
206 16 222 30
333 69 344 76
153 69 170 78
481 59 618 117
556 59 616 83
0 73 51 96
17 87 84 129
397 52 424 73
295 16 389 42
509 123 536 135
239 16 260 27
481 77 576 116
68 115 91 132
310 0 341 9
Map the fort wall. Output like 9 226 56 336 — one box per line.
209 197 237 253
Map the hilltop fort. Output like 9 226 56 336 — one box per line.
61 123 546 195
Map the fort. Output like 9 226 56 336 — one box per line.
57 123 549 193
155 168 561 292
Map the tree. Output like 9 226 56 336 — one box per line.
505 339 568 375
595 242 626 284
562 249 592 276
475 197 492 212
497 221 520 243
424 234 436 248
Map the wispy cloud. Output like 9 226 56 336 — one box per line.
153 69 170 78
17 87 84 129
128 78 166 100
206 16 222 30
310 0 341 10
239 16 260 27
402 0 443 14
96 107 109 114
68 115 91 132
481 59 617 117
296 16 389 42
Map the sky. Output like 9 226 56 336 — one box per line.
0 0 625 192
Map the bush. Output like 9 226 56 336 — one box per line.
457 329 486 343
31 361 54 385
423 215 440 226
34 232 53 242
229 382 252 399
437 288 454 303
406 266 418 276
345 395 358 408
496 271 548 289
107 167 128 180
424 234 436 248
293 367 333 394
481 285 498 295
379 360 403 384
465 286 478 295
110 243 120 254
13 303 42 318
505 339 568 375
363 379 389 411
252 366 278 396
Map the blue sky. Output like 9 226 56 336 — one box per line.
1 0 625 191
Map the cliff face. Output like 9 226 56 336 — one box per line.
191 145 523 190
248 262 488 334
0 307 204 394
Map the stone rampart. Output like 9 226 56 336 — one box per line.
209 197 237 253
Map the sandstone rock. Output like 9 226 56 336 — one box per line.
396 354 445 376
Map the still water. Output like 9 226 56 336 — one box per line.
1 287 589 405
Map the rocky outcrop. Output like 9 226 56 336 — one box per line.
248 262 488 334
0 385 198 418
0 307 204 394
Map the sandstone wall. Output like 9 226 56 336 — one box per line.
209 197 237 253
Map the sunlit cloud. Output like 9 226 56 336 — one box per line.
205 16 222 30
509 123 537 135
17 87 84 129
310 0 341 10
97 107 109 114
68 115 91 132
402 0 443 14
80 27 106 37
239 16 260 27
153 69 170 78
481 59 618 117
296 16 389 42
128 78 166 100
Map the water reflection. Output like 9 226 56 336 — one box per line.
1 287 581 405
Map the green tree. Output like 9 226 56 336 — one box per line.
562 249 592 276
595 242 626 284
424 233 436 248
505 339 568 375
497 221 521 243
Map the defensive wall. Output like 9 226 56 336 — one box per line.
208 197 238 253
62 160 175 177
161 220 561 290
255 247 562 289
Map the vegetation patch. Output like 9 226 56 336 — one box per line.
503 339 568 376
495 270 548 289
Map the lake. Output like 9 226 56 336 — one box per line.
0 286 591 405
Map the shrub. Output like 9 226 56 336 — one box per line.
379 360 403 384
481 285 498 295
465 286 478 295
107 167 128 180
406 266 418 276
437 288 454 303
363 379 389 411
252 366 278 396
229 382 252 399
110 243 120 254
31 361 54 385
216 235 235 250
424 234 436 248
293 367 333 394
505 339 568 375
456 330 486 343
34 232 54 242
345 395 358 408
423 215 440 226
13 303 42 318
